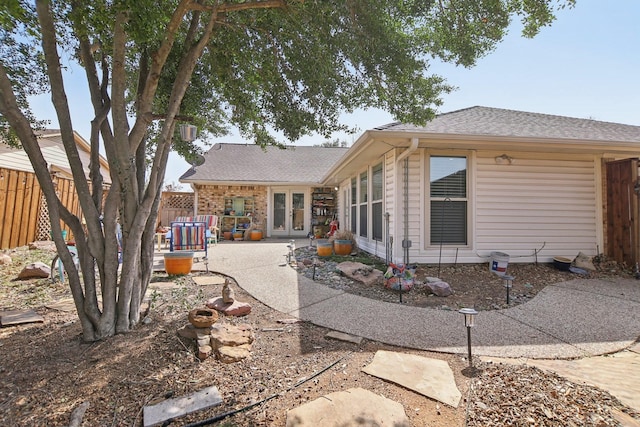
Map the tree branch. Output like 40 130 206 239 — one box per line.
128 0 193 145
191 0 290 13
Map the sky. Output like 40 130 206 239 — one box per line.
28 0 640 188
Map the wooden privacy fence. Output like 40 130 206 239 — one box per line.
0 167 81 249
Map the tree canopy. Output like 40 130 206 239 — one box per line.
0 0 573 341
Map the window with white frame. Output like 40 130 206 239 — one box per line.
350 178 357 232
359 171 368 237
430 156 467 245
372 163 383 241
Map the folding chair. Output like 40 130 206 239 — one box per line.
169 221 208 259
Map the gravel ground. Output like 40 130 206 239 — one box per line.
293 246 633 311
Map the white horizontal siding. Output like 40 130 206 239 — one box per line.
0 150 34 172
383 151 396 250
475 154 597 261
389 151 423 262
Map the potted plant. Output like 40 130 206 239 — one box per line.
330 229 356 256
163 251 194 275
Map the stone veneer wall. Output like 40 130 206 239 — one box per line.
194 184 268 233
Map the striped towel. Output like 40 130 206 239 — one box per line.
170 221 207 256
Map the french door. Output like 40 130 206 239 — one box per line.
271 188 308 237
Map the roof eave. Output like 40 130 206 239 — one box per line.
322 130 640 185
320 130 377 184
181 179 327 187
369 130 640 152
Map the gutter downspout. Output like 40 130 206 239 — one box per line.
395 138 419 264
191 183 198 216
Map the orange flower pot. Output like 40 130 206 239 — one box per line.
333 240 353 256
317 240 333 257
164 251 194 275
250 230 263 241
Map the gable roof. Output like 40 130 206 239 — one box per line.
376 106 640 143
0 130 111 184
180 143 349 185
324 106 640 184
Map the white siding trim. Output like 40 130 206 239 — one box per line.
594 154 604 255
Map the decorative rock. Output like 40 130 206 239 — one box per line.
17 262 51 279
222 279 235 303
325 331 363 345
209 323 254 349
425 281 454 297
217 344 252 364
574 251 596 271
198 345 213 361
277 318 302 324
335 261 384 286
188 308 218 328
28 241 56 251
206 297 252 317
177 324 213 340
0 254 12 265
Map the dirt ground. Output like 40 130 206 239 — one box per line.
0 246 638 426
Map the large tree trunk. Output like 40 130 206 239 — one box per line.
1 0 287 341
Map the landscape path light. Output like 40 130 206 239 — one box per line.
502 274 514 304
286 240 295 264
459 307 478 368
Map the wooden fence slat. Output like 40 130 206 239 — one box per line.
0 168 9 246
13 171 28 248
2 170 19 249
22 173 40 245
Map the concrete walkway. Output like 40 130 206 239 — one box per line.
154 238 640 360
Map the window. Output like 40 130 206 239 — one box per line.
372 163 383 241
430 156 467 245
350 178 357 232
359 171 368 237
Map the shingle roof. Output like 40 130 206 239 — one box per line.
376 106 640 143
180 143 349 184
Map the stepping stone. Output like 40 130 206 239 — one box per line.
192 276 226 286
47 297 102 312
362 350 462 408
148 281 179 291
285 387 409 427
325 331 363 345
0 309 44 326
143 385 222 427
46 298 77 312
